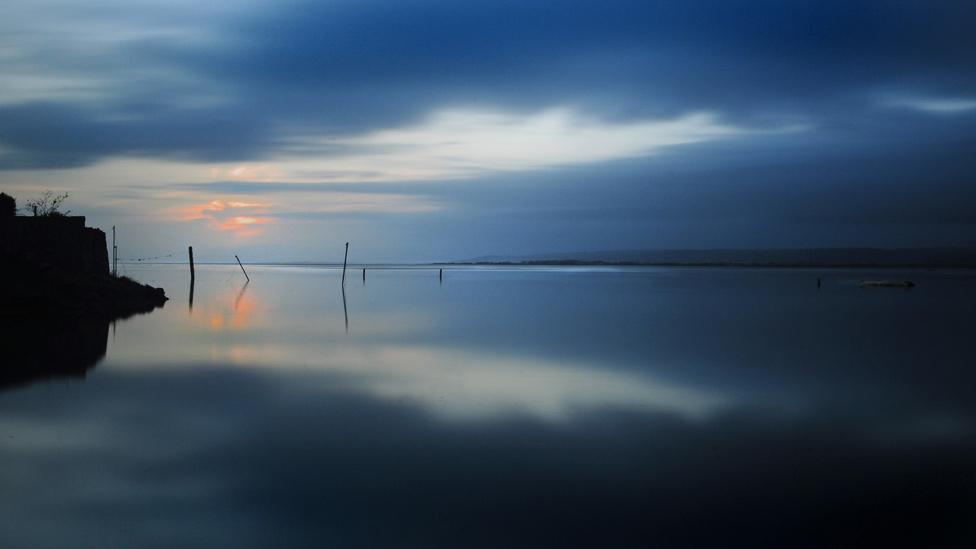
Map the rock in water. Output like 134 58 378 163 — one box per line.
858 280 916 288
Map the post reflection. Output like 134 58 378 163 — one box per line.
341 283 349 334
234 280 250 311
184 278 261 332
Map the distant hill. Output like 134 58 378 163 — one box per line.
454 248 976 268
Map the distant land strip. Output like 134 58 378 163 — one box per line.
448 248 976 269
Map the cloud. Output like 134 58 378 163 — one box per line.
885 96 976 115
320 108 777 180
254 107 791 183
0 100 274 169
1 0 975 255
175 199 273 237
170 192 440 237
93 107 793 185
0 0 974 170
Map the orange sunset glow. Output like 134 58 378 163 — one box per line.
176 199 273 237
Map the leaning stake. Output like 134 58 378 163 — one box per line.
341 242 349 285
235 254 250 282
188 246 195 283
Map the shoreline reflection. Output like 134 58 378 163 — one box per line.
0 315 109 391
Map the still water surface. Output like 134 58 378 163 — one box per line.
2 265 975 547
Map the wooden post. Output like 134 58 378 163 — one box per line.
188 245 195 312
235 255 250 282
363 267 366 283
439 268 443 283
341 242 349 285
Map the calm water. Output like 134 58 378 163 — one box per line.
2 265 975 547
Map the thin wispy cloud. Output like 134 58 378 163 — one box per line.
885 96 976 115
322 108 776 180
240 108 803 183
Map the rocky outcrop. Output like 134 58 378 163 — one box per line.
0 216 108 276
0 216 167 318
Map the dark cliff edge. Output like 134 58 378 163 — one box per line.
0 216 167 390
0 216 167 318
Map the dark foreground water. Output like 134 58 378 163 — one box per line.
1 265 975 548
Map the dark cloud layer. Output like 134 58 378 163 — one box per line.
0 101 271 169
3 0 975 167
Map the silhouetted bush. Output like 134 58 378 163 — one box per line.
25 191 71 217
0 192 15 217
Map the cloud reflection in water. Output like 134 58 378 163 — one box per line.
3 265 973 547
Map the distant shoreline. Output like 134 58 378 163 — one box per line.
442 261 976 269
118 261 976 269
111 246 976 269
448 247 976 269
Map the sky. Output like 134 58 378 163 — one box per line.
1 0 974 262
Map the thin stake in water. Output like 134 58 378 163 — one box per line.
235 254 249 282
188 245 195 312
112 225 118 276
